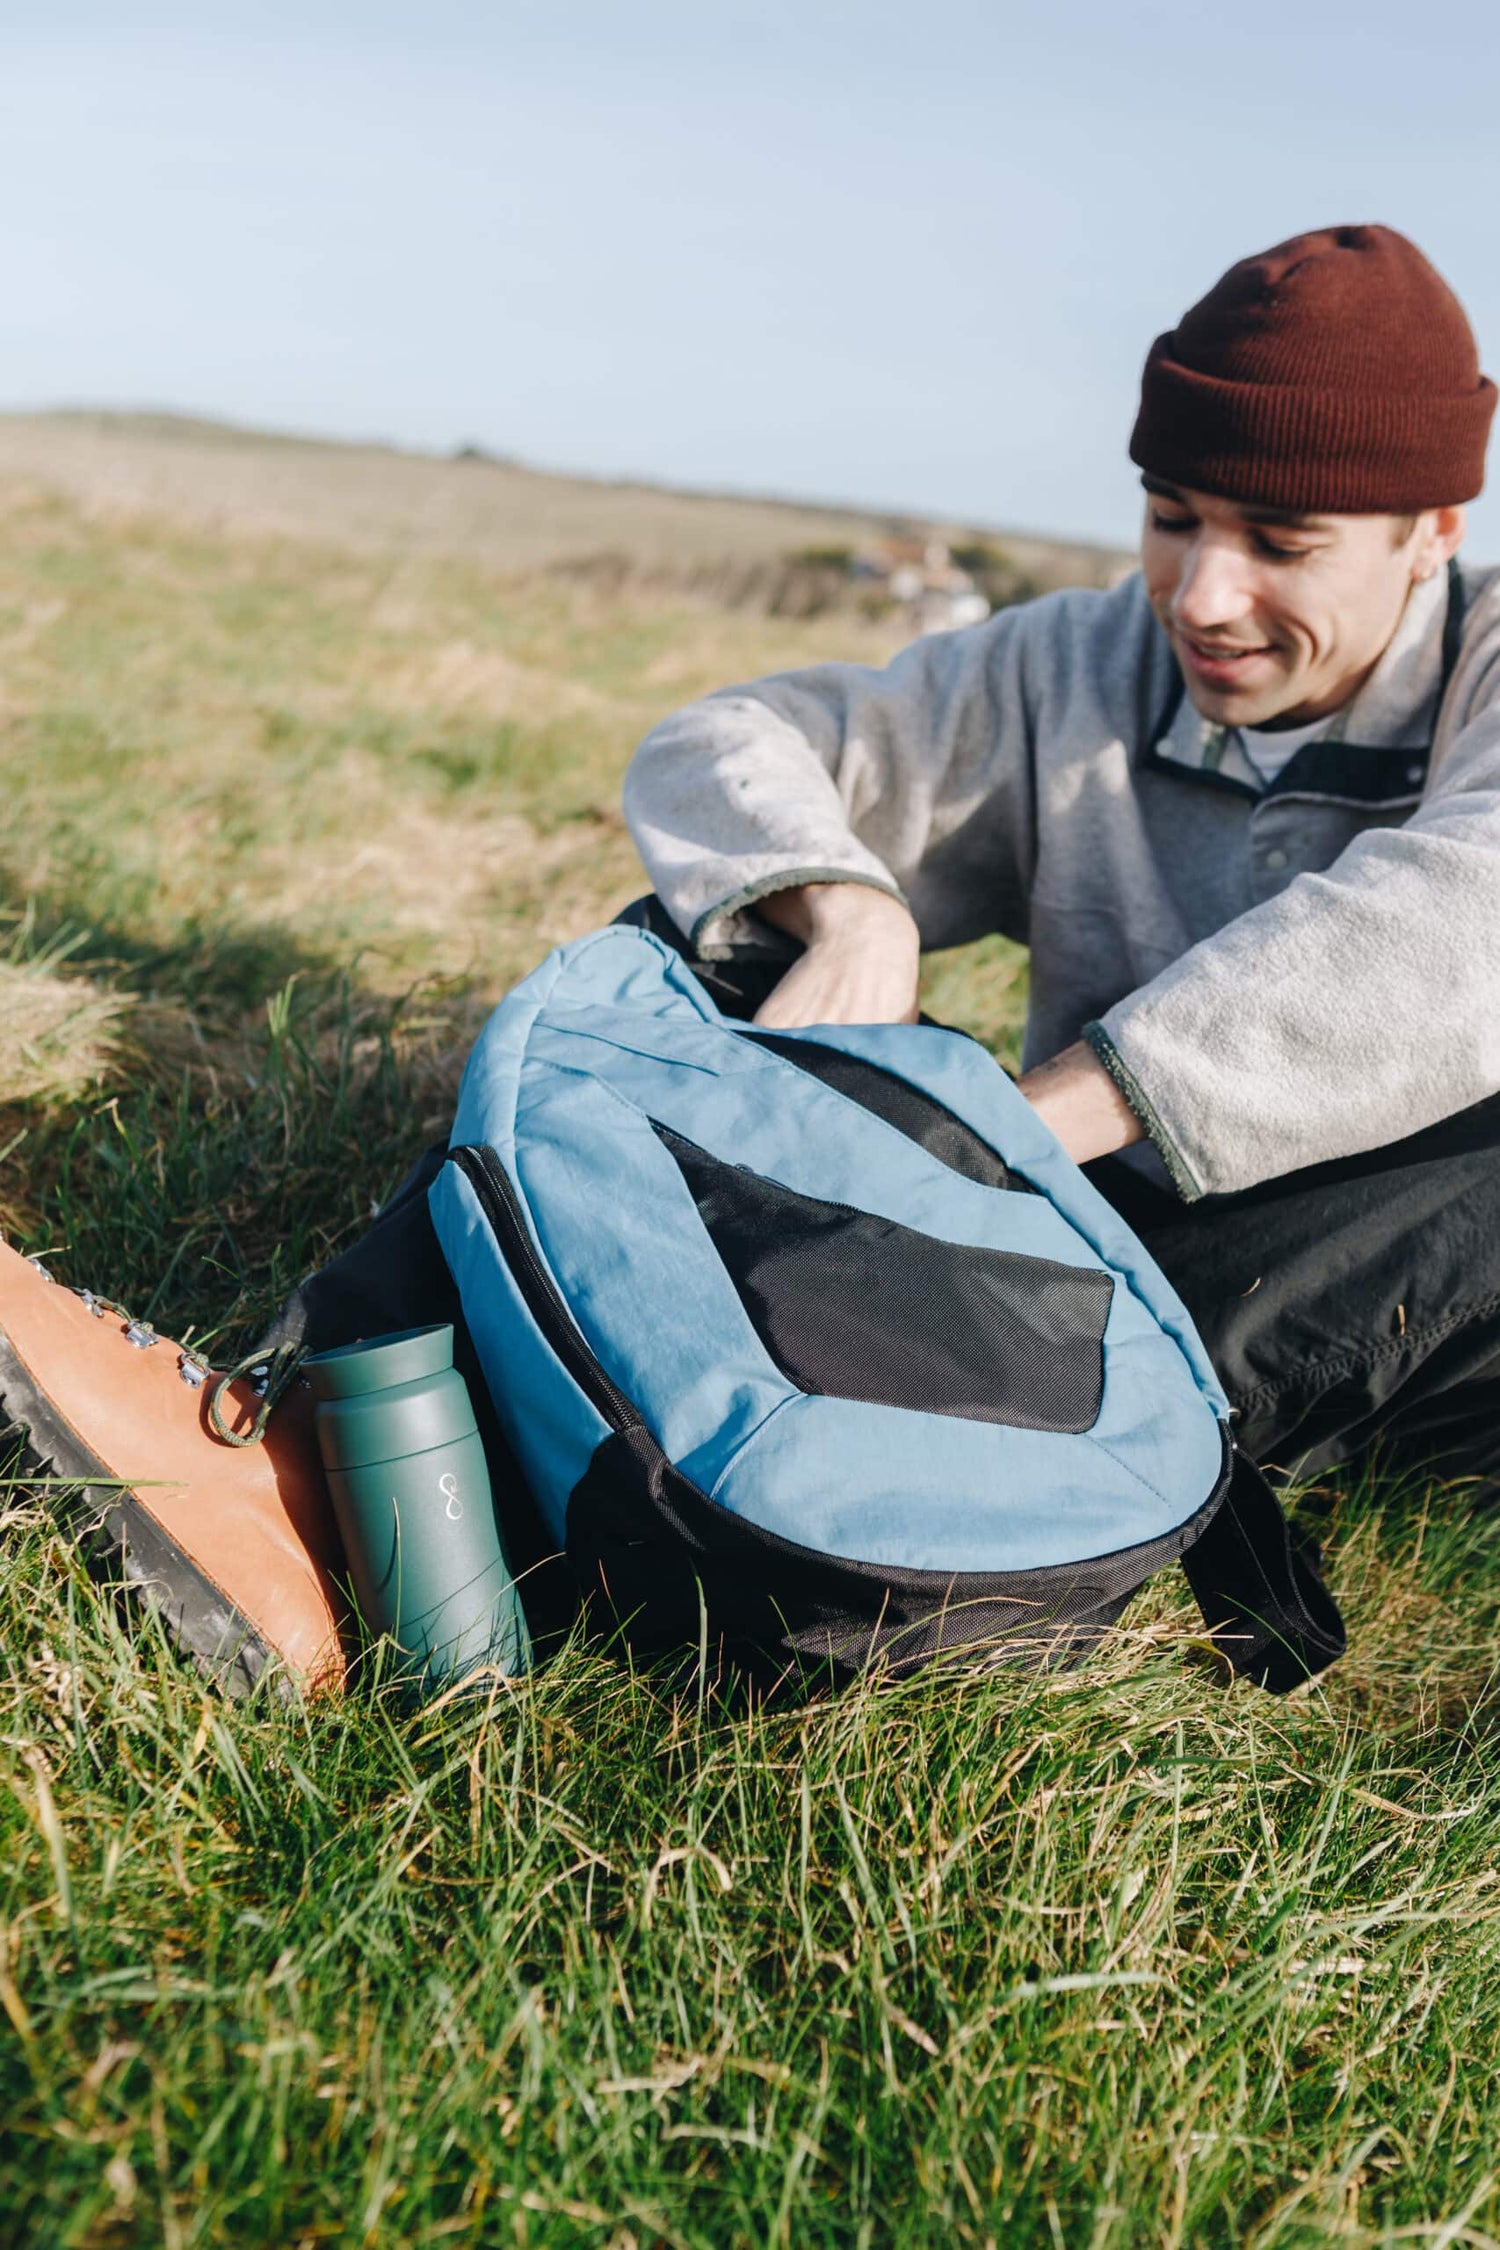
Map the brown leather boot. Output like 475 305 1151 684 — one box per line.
0 1236 349 1692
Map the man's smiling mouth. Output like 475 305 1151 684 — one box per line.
1176 631 1279 679
1180 633 1272 662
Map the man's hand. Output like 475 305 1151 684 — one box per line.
753 882 921 1028
1017 1042 1144 1165
750 895 1143 1166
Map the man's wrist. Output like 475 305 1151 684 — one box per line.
759 879 911 947
1016 1041 1145 1165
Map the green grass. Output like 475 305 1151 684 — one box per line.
3 483 1499 2247
9 1464 1500 2249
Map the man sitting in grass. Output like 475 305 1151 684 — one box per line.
2 222 1496 1690
621 223 1500 1500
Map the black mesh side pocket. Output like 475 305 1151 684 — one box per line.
653 1124 1111 1433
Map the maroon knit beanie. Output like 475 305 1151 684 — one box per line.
1130 224 1496 513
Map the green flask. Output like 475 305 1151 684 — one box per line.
305 1323 530 1690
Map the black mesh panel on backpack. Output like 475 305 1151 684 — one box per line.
652 1123 1111 1433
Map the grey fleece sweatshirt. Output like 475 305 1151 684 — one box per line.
622 560 1500 1200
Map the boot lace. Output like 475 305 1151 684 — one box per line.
7 1238 305 1452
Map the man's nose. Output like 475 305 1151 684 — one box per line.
1171 538 1257 634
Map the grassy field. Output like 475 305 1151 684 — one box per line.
2 435 1499 2249
0 413 1129 597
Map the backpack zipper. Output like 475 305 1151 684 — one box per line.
448 1144 642 1436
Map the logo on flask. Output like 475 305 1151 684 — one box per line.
440 1472 463 1521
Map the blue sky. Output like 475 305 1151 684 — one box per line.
4 1 1498 554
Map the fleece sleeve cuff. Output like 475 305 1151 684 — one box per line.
690 867 909 960
1081 1020 1206 1203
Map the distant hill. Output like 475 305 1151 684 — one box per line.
0 410 1131 608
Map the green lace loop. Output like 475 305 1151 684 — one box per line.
207 1341 308 1449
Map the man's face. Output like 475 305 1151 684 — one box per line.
1140 478 1461 728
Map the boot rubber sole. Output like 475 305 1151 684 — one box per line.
0 1328 278 1695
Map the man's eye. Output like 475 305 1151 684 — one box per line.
1150 510 1194 534
1253 534 1312 563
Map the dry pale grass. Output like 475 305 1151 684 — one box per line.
0 476 935 1009
0 457 1013 1256
0 409 1129 590
0 957 127 1107
0 413 1114 1017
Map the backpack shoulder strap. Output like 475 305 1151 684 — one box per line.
1180 1448 1346 1693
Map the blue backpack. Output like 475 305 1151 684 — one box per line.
429 926 1343 1693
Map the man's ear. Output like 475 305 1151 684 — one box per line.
1411 504 1466 581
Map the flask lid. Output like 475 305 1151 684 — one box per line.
305 1323 454 1402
